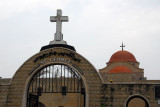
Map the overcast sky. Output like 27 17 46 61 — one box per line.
0 0 160 80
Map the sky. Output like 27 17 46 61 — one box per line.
0 0 160 79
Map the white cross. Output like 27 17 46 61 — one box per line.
50 9 68 41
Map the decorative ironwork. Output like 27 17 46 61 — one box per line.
28 64 84 94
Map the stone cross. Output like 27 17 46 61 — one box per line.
120 42 125 51
50 9 68 44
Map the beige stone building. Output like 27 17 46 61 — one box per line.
99 49 160 107
0 9 160 107
99 50 145 82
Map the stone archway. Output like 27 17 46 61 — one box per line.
125 94 150 107
7 47 103 107
27 63 86 107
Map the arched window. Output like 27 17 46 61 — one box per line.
126 95 150 107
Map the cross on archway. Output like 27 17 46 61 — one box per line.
120 42 125 51
50 9 68 44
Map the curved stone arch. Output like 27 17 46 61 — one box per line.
13 47 103 83
23 62 89 107
7 47 102 107
26 62 87 88
125 94 151 107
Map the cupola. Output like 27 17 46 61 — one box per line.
108 50 137 63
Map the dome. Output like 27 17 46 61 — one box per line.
108 50 137 63
108 66 133 73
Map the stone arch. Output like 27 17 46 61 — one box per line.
125 94 150 107
7 47 103 107
26 62 87 107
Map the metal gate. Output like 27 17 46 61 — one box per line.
27 64 85 107
29 94 39 107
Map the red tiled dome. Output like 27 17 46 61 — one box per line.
108 50 137 63
108 66 133 73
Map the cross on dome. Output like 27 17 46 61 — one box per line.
49 9 69 44
120 42 125 51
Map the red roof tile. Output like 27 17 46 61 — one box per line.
108 50 137 63
108 66 133 73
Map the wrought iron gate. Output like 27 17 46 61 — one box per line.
28 64 85 107
29 94 39 107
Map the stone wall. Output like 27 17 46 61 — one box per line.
0 78 11 84
101 83 160 107
38 93 84 107
0 84 10 107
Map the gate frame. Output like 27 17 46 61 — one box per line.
22 62 89 107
